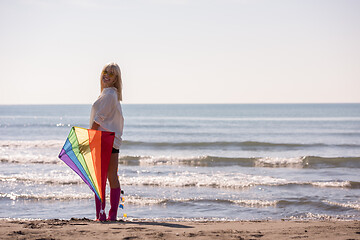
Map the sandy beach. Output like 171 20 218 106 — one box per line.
0 218 359 240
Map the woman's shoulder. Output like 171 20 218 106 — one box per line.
101 87 119 102
102 87 118 96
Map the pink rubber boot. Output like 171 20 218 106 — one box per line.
107 188 121 221
95 194 106 221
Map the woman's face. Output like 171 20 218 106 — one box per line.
102 67 116 88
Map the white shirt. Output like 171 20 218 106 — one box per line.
89 87 124 149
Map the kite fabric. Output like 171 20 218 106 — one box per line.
58 126 115 203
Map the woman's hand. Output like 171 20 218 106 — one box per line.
91 121 100 130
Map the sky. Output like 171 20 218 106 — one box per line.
0 0 359 104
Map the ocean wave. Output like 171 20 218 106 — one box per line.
119 155 360 169
122 140 360 149
323 200 360 210
0 156 60 164
120 155 256 167
3 191 357 214
120 173 289 189
0 192 91 201
121 178 359 189
311 181 353 188
2 169 358 189
255 156 360 169
255 157 305 167
125 196 167 205
230 199 277 207
0 192 277 209
154 198 277 208
123 140 306 148
0 140 63 149
0 123 74 128
2 139 359 150
0 140 64 164
278 199 360 213
303 156 360 168
294 181 359 189
0 171 82 185
1 149 359 169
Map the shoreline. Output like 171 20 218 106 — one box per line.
1 218 359 240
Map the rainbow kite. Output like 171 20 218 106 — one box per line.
58 126 115 204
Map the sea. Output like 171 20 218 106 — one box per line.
0 104 359 221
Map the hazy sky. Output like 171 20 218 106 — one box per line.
0 0 359 104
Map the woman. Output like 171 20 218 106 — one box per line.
89 62 124 221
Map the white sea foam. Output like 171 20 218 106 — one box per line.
122 196 278 208
0 140 63 149
255 157 305 167
311 181 352 188
323 200 360 210
0 170 82 185
119 172 288 189
1 169 354 190
136 155 207 166
0 154 61 164
231 199 277 207
125 196 167 205
0 140 63 164
0 192 91 201
0 191 278 210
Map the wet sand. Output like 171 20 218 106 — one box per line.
0 218 359 240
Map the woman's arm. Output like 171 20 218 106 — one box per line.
91 121 100 130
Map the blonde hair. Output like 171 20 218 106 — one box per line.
100 62 122 101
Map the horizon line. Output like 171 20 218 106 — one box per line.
1 102 360 106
